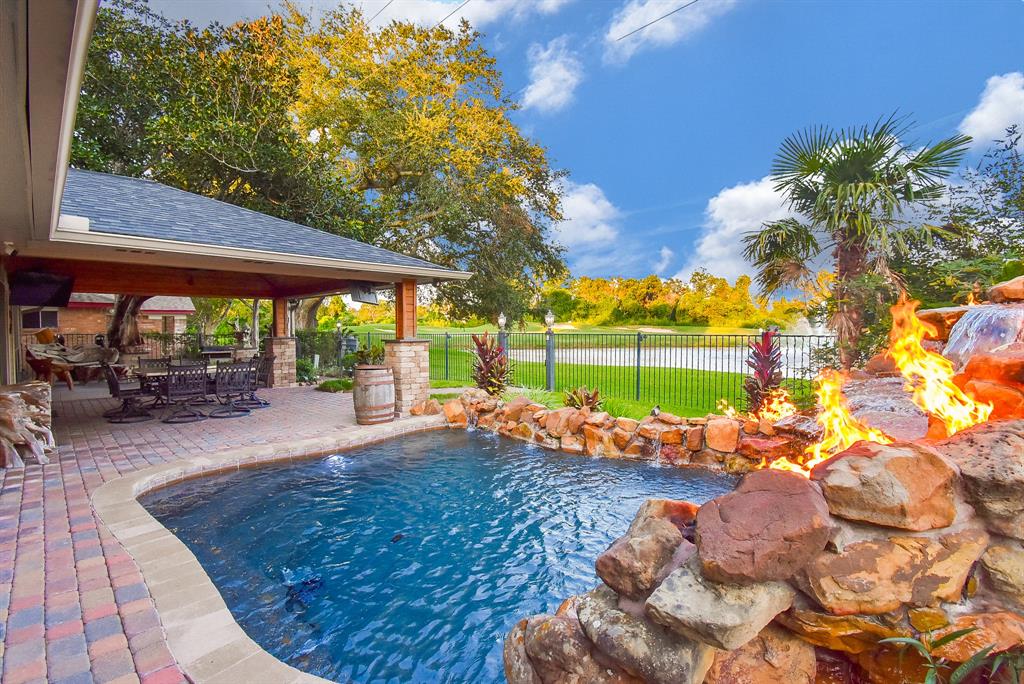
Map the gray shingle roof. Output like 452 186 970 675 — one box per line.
69 293 195 313
60 168 457 274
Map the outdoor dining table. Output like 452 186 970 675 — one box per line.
134 364 218 379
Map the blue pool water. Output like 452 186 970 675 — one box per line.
142 430 735 683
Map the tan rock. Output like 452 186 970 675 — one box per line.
776 597 909 654
583 424 620 458
797 528 989 615
585 411 611 425
560 433 584 454
660 427 684 445
443 399 468 427
545 408 579 437
512 422 535 441
981 542 1024 609
963 378 1024 420
907 607 949 632
612 427 633 451
504 396 535 422
566 409 589 434
636 424 660 441
705 418 740 453
596 517 685 599
616 417 639 432
810 441 957 531
743 418 759 434
630 498 700 533
935 420 1024 539
703 624 816 684
504 619 543 684
988 274 1024 302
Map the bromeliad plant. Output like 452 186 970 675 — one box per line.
564 386 603 411
744 330 784 415
472 332 512 396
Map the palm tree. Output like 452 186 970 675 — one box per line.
743 115 971 368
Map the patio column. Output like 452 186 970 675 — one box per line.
267 296 296 388
386 279 429 415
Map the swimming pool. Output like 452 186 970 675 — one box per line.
142 429 735 683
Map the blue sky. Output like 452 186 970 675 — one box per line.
150 0 1024 282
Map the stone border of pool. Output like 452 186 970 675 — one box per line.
90 415 449 684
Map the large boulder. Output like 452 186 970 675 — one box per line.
545 408 580 438
935 420 1024 539
522 613 638 684
645 556 796 650
703 623 816 684
596 517 685 599
810 441 957 531
443 398 468 427
576 586 716 684
980 542 1024 610
696 469 833 584
505 619 543 684
705 417 740 452
797 528 989 615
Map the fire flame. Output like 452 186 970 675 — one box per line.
715 388 797 423
888 299 991 437
966 291 979 306
767 369 893 475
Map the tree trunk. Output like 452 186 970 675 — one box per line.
832 237 868 370
294 297 325 331
107 295 150 351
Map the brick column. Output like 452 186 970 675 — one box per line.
266 337 297 388
384 339 429 415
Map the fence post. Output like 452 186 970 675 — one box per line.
634 333 644 400
545 329 555 392
444 333 450 380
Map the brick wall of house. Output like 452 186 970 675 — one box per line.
21 310 188 336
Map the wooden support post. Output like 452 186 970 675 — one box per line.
394 279 417 340
271 298 288 337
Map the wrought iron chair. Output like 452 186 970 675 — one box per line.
101 363 153 423
161 363 210 423
209 361 253 418
137 357 170 406
237 354 274 409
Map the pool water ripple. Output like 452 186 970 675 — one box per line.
142 429 736 683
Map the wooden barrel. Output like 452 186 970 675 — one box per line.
353 365 396 425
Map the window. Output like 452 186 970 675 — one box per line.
20 309 59 330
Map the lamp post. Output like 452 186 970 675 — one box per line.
497 312 508 357
544 310 555 392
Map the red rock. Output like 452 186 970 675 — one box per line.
616 417 639 432
631 498 700 532
865 352 898 375
657 412 683 425
503 396 534 422
704 624 816 684
685 426 704 451
612 427 633 451
596 517 685 599
504 619 543 684
636 424 660 440
560 433 584 454
854 644 930 684
512 422 534 441
705 418 740 452
660 427 684 445
989 274 1024 302
776 597 909 654
963 379 1024 419
545 408 578 437
917 305 972 341
696 469 833 584
810 441 957 531
566 407 589 434
737 435 795 460
773 414 823 441
958 348 1024 391
583 424 620 458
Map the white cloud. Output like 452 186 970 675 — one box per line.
604 0 737 63
653 246 673 274
674 176 793 283
522 37 584 113
555 180 621 248
363 0 573 28
959 72 1024 147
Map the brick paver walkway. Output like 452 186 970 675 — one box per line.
0 386 360 683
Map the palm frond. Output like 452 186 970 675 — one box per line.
742 218 821 294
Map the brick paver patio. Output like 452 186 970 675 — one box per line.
0 386 363 684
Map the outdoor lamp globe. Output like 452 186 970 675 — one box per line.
497 312 507 329
544 310 555 328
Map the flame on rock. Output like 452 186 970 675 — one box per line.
966 291 979 306
767 370 892 476
888 299 992 437
715 389 797 423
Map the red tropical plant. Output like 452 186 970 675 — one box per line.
744 330 784 414
472 332 512 396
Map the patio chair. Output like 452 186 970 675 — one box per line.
137 357 170 406
101 363 153 424
161 363 210 423
25 350 74 391
237 354 273 409
209 361 253 419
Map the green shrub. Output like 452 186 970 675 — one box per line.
296 358 317 384
354 344 386 366
316 378 352 393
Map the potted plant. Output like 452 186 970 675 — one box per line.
352 344 395 425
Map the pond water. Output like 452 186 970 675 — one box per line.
142 430 736 684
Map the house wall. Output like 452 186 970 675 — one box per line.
19 308 188 336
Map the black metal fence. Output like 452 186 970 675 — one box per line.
296 330 834 414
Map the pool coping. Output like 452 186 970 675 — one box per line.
90 415 449 684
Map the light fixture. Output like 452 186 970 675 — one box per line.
336 321 342 332
544 309 555 328
497 312 507 329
